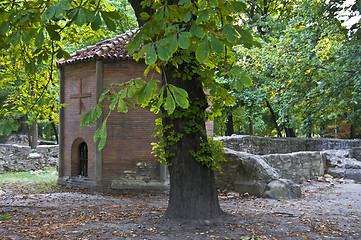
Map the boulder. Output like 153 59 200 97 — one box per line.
216 148 301 199
263 179 302 199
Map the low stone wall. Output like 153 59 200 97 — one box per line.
262 151 326 183
216 135 361 155
0 144 58 173
216 135 361 184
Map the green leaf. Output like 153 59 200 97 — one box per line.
140 12 151 20
238 28 253 44
178 32 191 49
167 33 178 55
81 105 102 128
179 0 191 8
169 85 189 109
35 30 44 48
9 31 20 46
223 25 238 44
83 9 96 22
190 24 205 38
253 40 262 48
231 1 246 12
54 5 66 19
25 61 36 75
164 89 175 114
76 9 87 26
101 11 116 31
126 40 141 55
21 30 32 44
210 34 224 55
196 37 209 63
91 13 102 31
157 44 171 61
153 7 164 21
109 95 118 110
170 85 188 98
41 6 56 23
0 22 10 35
94 119 107 151
45 25 60 41
197 10 209 23
124 99 135 108
98 90 108 103
145 44 157 65
105 11 121 19
238 71 252 86
117 98 128 113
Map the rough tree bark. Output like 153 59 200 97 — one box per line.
162 63 224 219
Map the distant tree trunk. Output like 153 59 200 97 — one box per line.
225 110 234 136
350 124 355 139
51 121 59 144
49 115 59 144
30 121 38 149
249 117 254 135
162 62 224 219
284 127 296 137
266 100 282 137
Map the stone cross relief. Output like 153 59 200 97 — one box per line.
70 78 91 114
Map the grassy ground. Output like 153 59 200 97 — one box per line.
0 167 60 194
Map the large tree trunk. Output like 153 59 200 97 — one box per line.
162 63 224 219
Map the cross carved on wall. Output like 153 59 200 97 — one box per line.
70 78 91 114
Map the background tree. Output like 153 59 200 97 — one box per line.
215 0 360 138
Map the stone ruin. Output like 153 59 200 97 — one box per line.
215 135 361 199
0 134 58 174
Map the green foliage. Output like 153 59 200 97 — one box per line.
216 0 361 138
189 137 226 170
0 215 11 220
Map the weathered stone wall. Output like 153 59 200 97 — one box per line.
216 135 361 155
215 135 361 184
262 152 326 183
0 144 58 173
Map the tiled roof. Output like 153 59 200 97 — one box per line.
57 30 137 66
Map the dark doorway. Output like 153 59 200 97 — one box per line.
78 142 88 177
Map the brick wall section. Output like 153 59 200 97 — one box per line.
62 62 97 180
102 60 158 183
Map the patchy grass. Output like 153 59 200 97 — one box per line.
0 167 61 194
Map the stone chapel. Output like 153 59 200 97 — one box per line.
57 30 168 192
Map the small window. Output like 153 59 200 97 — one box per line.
78 142 88 177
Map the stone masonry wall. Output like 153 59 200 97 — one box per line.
0 144 58 173
262 151 326 183
215 135 361 183
217 135 361 155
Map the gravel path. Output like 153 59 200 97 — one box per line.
0 180 360 239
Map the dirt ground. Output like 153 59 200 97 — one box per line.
0 179 360 240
